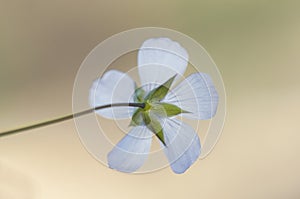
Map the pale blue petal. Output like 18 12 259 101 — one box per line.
89 70 136 119
164 73 219 120
138 38 188 86
107 126 153 173
161 118 201 174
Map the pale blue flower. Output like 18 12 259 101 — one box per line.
89 38 218 174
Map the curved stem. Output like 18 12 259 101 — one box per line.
0 102 145 138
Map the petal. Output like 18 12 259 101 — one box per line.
163 73 219 120
138 38 188 87
89 70 136 119
107 126 153 173
161 118 201 174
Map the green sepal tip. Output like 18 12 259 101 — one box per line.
143 111 166 146
145 75 176 102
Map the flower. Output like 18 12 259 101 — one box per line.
89 38 219 174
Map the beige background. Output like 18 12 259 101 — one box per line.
0 0 299 198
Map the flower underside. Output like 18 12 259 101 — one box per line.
130 75 188 145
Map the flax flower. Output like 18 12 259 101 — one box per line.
89 38 218 174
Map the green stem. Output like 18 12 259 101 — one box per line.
0 102 145 138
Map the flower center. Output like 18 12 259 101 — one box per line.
144 100 152 111
130 76 187 145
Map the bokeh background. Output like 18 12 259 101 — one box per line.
0 0 299 198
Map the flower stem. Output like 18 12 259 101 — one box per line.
0 102 145 138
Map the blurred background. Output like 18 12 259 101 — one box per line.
0 0 299 198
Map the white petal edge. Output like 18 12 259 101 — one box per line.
107 126 153 173
161 118 201 174
89 70 136 119
138 38 189 87
163 73 219 120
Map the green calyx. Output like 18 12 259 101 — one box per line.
130 75 188 145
